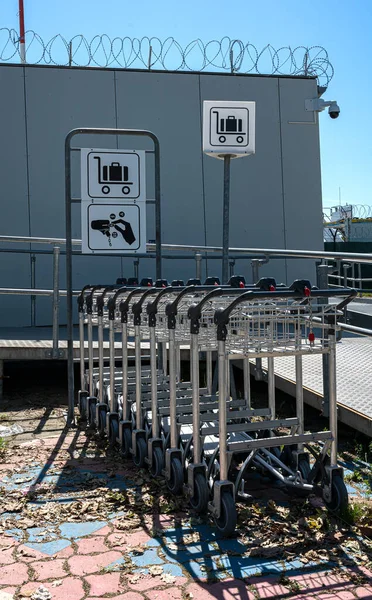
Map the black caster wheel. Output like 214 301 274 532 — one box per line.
133 437 147 468
189 472 209 513
98 407 107 437
121 428 132 459
323 475 349 513
109 419 119 447
167 457 184 495
79 394 88 420
89 400 97 428
150 446 164 477
215 492 237 537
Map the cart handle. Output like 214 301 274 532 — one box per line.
132 287 163 325
96 285 123 316
214 287 357 340
85 284 116 315
119 287 150 323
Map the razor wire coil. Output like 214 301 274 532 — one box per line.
0 29 334 86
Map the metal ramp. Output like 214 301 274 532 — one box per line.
255 336 372 437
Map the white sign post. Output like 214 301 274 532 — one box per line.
203 101 255 283
80 148 147 255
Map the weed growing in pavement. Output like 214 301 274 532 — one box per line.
0 413 9 421
0 436 8 458
340 502 368 526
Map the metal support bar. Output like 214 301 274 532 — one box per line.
195 252 202 280
328 331 338 466
222 155 231 284
30 254 36 326
52 246 60 358
218 340 228 480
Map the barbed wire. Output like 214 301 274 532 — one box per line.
0 29 334 86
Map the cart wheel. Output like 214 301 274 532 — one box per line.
109 419 119 447
150 446 164 477
79 395 88 420
167 457 184 495
98 407 107 436
323 475 349 513
189 473 209 513
215 491 237 537
121 428 132 459
133 437 147 468
89 400 97 428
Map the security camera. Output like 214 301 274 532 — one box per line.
305 98 340 119
328 101 340 119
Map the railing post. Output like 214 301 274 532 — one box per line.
52 245 60 358
195 252 202 281
30 254 36 327
343 263 351 287
317 263 331 416
251 259 259 284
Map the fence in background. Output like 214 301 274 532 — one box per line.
0 29 334 87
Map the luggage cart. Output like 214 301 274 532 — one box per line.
192 283 357 536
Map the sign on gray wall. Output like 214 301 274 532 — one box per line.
202 100 256 158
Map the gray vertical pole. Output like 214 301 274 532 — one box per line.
195 252 202 280
251 259 259 285
30 254 36 327
52 245 60 358
317 263 330 417
153 136 162 280
222 155 231 284
65 132 75 427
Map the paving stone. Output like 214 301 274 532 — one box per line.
59 520 108 539
131 548 164 567
24 538 71 556
108 530 152 548
55 545 75 558
16 545 49 562
186 579 255 600
42 577 85 600
0 535 17 548
145 586 184 600
31 558 67 580
125 574 171 592
93 525 112 536
0 548 15 566
68 550 122 576
85 572 122 596
0 562 29 585
250 576 291 598
76 536 109 554
289 570 356 593
355 587 372 598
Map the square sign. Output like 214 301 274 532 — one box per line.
81 149 146 200
203 101 255 158
81 203 146 254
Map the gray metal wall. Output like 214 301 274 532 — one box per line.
0 64 323 327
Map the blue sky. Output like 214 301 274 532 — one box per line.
1 0 371 209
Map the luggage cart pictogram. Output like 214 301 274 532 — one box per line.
213 111 246 144
94 156 133 195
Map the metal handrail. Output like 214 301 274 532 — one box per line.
0 234 81 245
1 235 372 264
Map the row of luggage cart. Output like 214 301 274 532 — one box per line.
76 277 356 536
